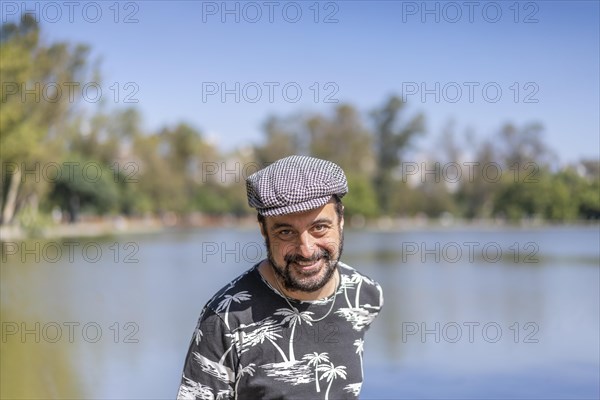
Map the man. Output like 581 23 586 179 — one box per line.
177 155 383 400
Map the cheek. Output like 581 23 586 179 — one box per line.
318 234 341 254
270 240 295 258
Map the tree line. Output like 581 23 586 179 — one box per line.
1 17 599 231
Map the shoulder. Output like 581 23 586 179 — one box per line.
338 261 384 309
204 265 259 313
338 260 381 290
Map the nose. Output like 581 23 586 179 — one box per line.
296 231 316 258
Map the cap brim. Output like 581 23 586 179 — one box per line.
257 194 333 217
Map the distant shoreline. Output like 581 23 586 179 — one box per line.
0 217 162 241
0 214 261 241
1 214 598 241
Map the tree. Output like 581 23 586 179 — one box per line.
576 160 600 219
371 96 425 214
496 123 556 169
342 175 379 218
254 115 301 165
307 104 375 177
1 16 93 224
47 156 119 222
454 140 500 219
304 104 378 218
131 132 187 213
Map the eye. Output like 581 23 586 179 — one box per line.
276 229 295 240
312 224 330 235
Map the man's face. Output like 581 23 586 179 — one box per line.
261 201 344 293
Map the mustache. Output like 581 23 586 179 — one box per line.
284 248 331 264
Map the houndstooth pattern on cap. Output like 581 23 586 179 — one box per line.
246 155 348 216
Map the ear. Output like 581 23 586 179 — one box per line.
339 208 345 231
259 220 267 238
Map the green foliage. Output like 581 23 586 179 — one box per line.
493 177 546 220
389 181 425 217
48 156 120 221
492 166 597 221
371 96 425 214
555 168 599 220
418 181 459 218
254 116 301 165
1 18 597 227
308 104 375 178
194 183 248 216
1 16 93 224
343 176 379 218
578 179 600 219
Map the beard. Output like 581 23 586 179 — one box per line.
265 230 344 293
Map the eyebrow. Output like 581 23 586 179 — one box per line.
270 218 334 232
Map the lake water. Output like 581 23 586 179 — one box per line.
1 225 599 399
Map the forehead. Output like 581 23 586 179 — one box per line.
265 202 338 229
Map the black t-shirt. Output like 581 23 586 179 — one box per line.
177 261 384 400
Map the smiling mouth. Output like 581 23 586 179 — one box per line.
290 258 323 273
285 249 331 274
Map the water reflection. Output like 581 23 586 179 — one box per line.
1 226 598 399
1 252 86 399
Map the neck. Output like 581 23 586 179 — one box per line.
258 260 338 302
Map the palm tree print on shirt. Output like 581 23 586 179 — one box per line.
335 306 379 331
215 290 251 329
354 338 364 378
344 382 363 396
218 331 241 365
244 317 314 386
216 388 233 400
352 273 373 308
194 327 203 346
192 352 235 384
177 375 214 400
336 271 382 331
242 318 289 363
302 352 330 393
260 360 313 386
234 363 256 396
318 362 348 400
274 308 314 362
177 263 383 399
340 274 356 308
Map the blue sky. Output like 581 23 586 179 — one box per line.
5 1 599 163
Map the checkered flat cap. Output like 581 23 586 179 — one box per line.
246 155 348 216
